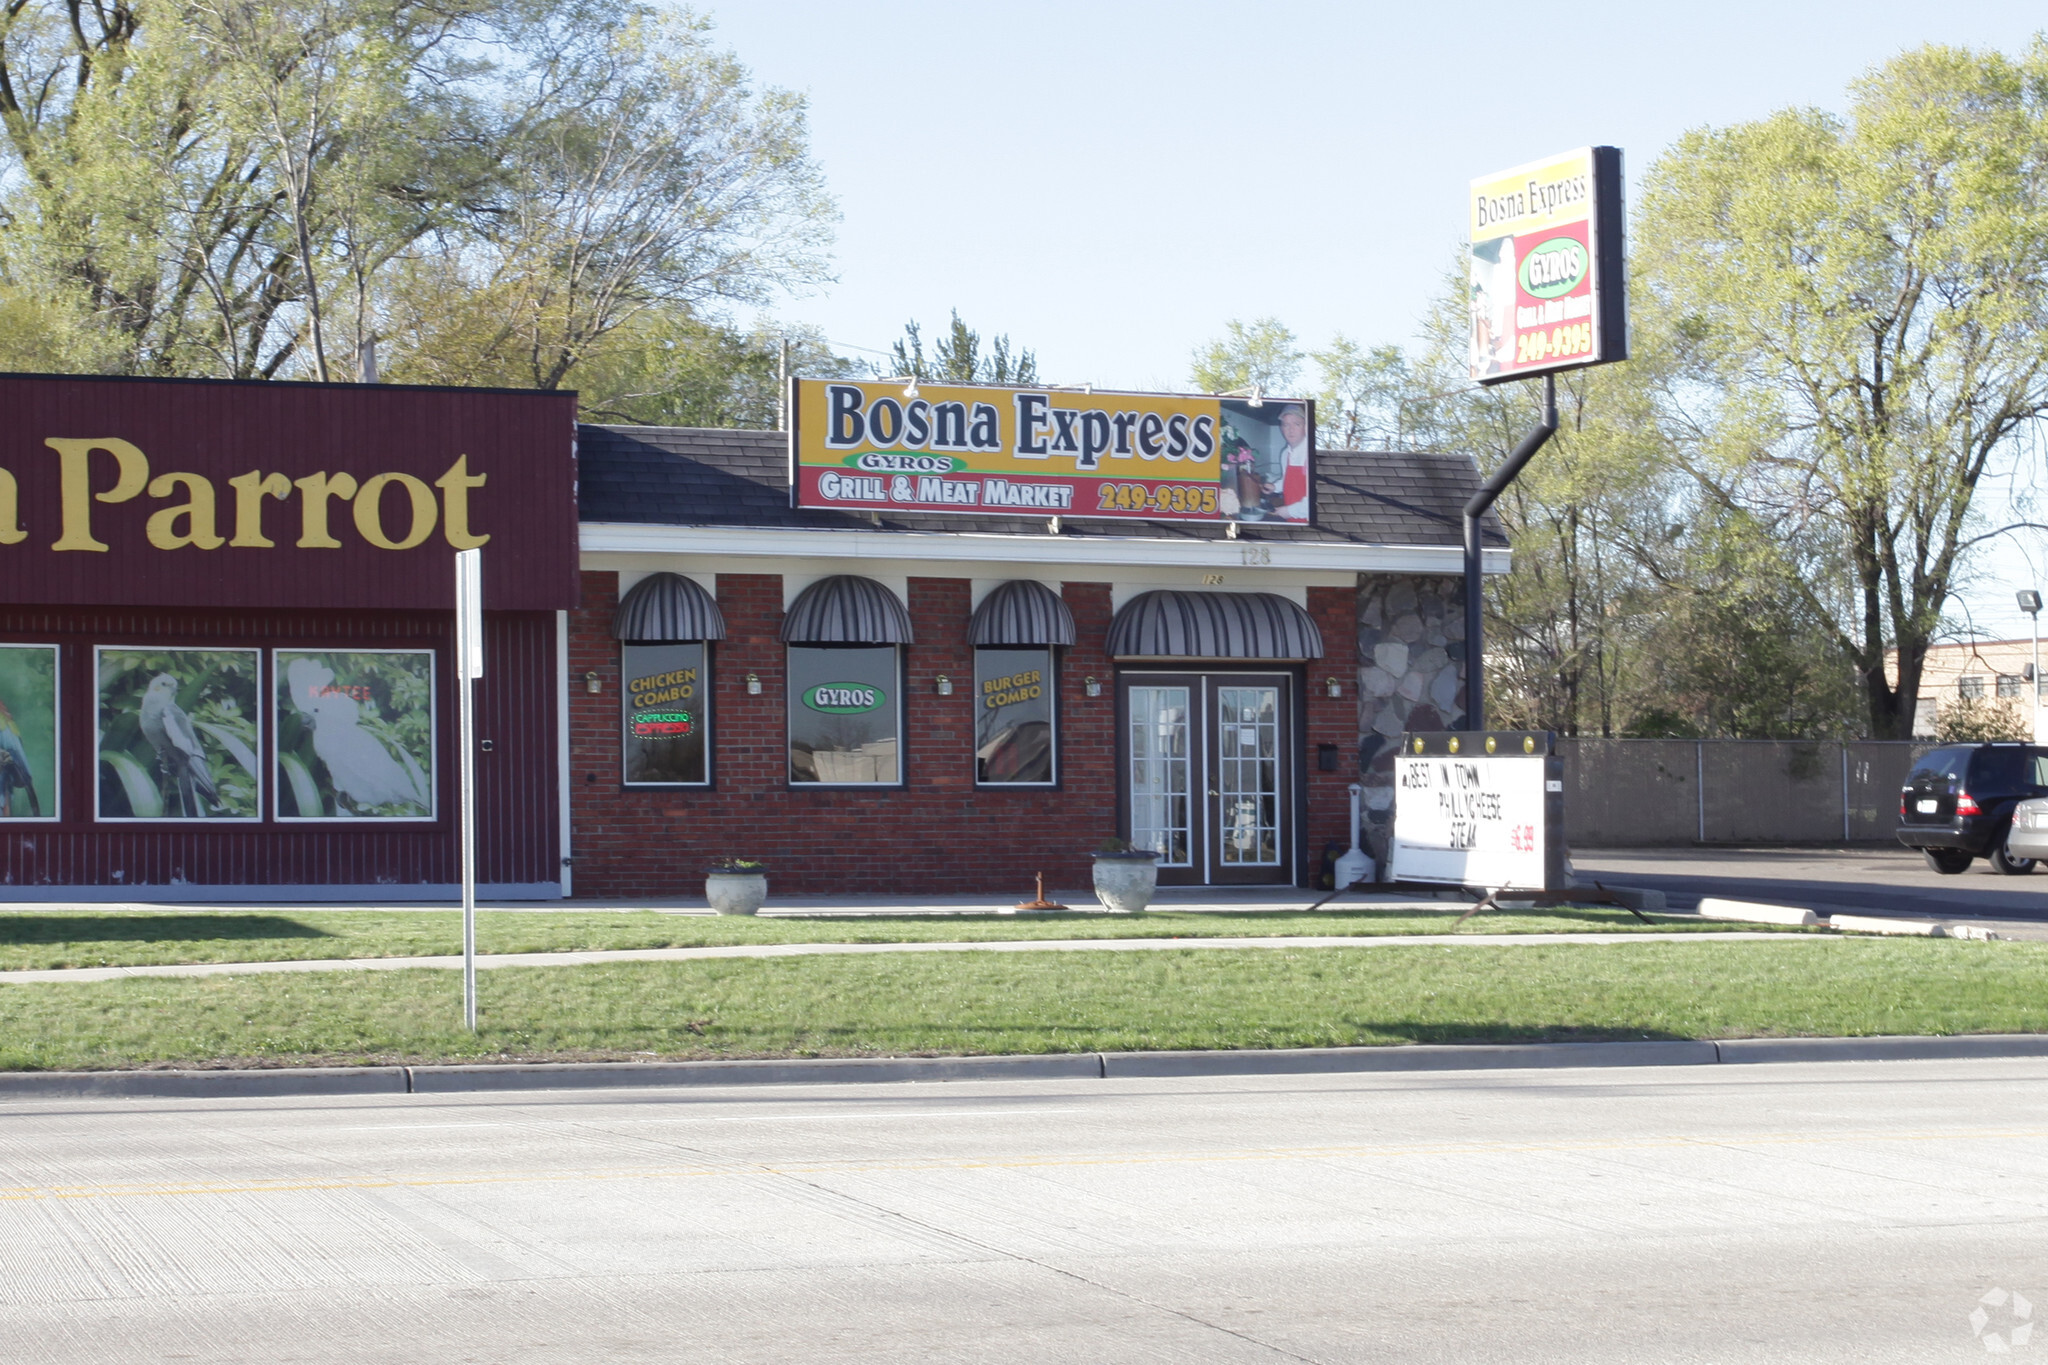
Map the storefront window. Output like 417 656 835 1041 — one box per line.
0 644 58 820
622 642 709 785
975 647 1055 784
788 645 900 784
97 647 262 821
276 650 437 819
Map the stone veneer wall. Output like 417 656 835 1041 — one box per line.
1355 574 1467 868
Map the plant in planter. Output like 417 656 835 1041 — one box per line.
705 859 768 916
1091 838 1160 913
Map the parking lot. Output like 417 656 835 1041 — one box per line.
1575 845 2048 923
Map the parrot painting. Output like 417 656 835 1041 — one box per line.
0 695 40 818
289 658 429 814
139 673 219 818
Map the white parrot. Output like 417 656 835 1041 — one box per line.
139 674 218 818
290 658 429 814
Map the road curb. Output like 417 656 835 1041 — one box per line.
0 1066 409 1099
1713 1034 2048 1064
1100 1040 1718 1076
405 1053 1105 1093
9 1034 2048 1099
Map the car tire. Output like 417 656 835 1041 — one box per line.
1988 829 2037 876
1923 848 1974 875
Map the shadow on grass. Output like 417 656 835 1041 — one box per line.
0 915 334 945
1341 1020 1704 1045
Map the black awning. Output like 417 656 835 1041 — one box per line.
780 575 915 644
968 580 1077 647
612 572 727 641
1107 590 1324 660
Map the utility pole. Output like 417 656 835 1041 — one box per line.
2022 589 2043 742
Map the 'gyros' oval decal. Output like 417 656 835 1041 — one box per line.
803 683 885 714
1518 236 1588 300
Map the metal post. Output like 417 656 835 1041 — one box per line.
1840 743 1850 842
1696 740 1706 844
454 549 484 1032
777 336 791 431
1463 373 1558 730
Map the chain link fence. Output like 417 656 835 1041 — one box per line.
1559 739 1935 845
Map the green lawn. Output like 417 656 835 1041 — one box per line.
0 904 1779 973
0 938 2036 1071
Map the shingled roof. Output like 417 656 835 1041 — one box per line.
577 424 1506 547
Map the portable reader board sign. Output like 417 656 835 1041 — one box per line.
1390 731 1566 892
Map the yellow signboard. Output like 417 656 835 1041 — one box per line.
790 379 1313 524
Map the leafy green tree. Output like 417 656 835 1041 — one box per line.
1935 694 2030 742
884 310 1038 385
578 314 853 427
0 2 833 391
1311 336 1412 449
1637 41 2048 738
1189 317 1302 394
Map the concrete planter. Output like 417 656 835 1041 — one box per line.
705 871 768 916
1091 854 1159 913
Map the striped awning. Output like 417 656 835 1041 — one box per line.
780 575 915 644
612 572 727 641
1107 590 1324 660
968 580 1077 647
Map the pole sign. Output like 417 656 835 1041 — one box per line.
790 378 1314 525
1468 146 1627 385
1389 731 1566 892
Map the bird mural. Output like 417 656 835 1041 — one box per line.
139 673 219 818
288 658 429 815
0 695 40 818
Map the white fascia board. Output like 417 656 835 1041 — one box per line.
578 523 1511 576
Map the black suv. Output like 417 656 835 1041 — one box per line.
1897 742 2048 875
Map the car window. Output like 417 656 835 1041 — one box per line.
1909 747 1972 785
2035 755 2048 788
1971 746 2026 791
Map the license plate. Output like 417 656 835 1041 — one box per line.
1917 799 1939 813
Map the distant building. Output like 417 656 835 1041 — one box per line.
1891 638 2043 738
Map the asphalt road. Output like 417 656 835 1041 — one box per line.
4 1061 2045 1363
1576 845 2048 923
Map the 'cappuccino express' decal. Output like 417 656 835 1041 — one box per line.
790 379 1313 525
1468 146 1628 385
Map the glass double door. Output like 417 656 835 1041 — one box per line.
1120 672 1295 885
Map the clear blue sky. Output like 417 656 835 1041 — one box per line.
706 0 2048 640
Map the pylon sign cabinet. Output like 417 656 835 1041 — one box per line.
1389 731 1565 892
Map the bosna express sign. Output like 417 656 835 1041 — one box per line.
1468 146 1627 384
790 379 1314 524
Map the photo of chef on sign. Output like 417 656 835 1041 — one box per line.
1216 399 1312 524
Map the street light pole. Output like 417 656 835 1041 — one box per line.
2019 590 2042 743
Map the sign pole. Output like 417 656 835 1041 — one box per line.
454 549 484 1031
1462 372 1557 730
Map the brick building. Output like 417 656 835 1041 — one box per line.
568 425 1503 896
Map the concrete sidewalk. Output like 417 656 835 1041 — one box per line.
0 887 1451 915
0 928 1824 985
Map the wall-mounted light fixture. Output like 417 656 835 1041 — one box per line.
745 672 762 695
584 671 601 694
1084 676 1102 698
935 674 953 696
1325 676 1342 699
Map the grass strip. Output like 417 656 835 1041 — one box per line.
0 937 2037 1072
0 905 1775 973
